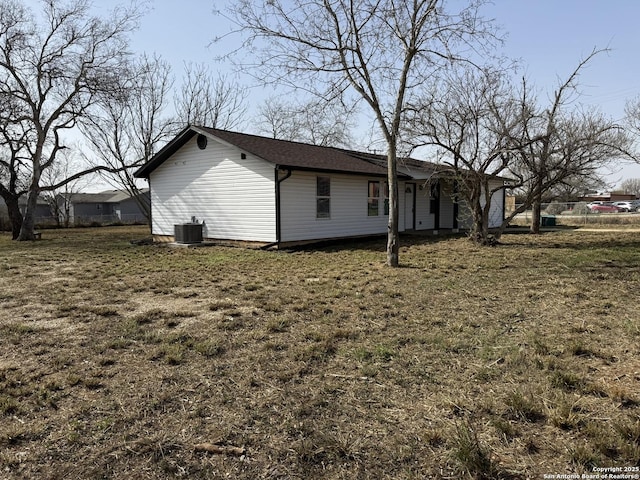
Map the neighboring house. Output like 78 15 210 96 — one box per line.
61 189 150 225
0 195 51 231
1 190 149 230
0 195 56 230
134 126 506 246
18 196 57 224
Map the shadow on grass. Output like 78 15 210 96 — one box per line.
286 232 468 254
501 227 640 251
282 226 640 256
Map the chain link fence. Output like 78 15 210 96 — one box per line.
511 201 640 227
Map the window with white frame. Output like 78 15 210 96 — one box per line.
316 176 330 219
368 181 389 216
368 181 379 216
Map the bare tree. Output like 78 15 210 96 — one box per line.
175 63 248 130
40 150 88 227
0 146 28 239
549 174 609 202
624 97 640 182
81 54 175 225
407 66 530 244
257 97 297 140
0 0 142 240
0 95 30 238
230 0 498 266
408 51 632 243
620 178 640 198
257 96 354 147
625 96 640 137
512 49 633 233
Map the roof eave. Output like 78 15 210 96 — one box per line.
275 164 404 179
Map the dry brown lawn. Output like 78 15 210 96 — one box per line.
0 226 639 479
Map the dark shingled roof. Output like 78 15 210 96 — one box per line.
340 148 445 179
203 127 392 176
135 126 412 179
66 193 117 203
62 189 149 204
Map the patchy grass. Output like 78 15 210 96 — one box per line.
0 225 639 478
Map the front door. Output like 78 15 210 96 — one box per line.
404 183 415 230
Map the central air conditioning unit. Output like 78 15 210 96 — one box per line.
174 223 203 244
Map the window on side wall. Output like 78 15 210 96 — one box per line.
316 176 330 219
368 181 379 216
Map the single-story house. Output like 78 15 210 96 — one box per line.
0 195 55 231
18 196 56 223
134 126 506 246
1 190 149 230
60 189 149 225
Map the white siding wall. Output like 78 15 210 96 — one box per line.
414 184 434 230
280 171 404 242
456 179 505 229
439 181 455 229
411 180 459 230
487 179 505 228
150 137 276 242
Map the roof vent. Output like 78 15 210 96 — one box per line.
196 134 208 150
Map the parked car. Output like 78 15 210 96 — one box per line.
588 202 620 213
613 201 635 212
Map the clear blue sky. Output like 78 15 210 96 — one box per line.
124 1 640 112
485 1 640 185
487 1 639 120
31 0 640 186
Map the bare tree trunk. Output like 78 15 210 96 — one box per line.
64 199 71 228
18 188 39 240
386 147 399 267
467 183 497 246
482 200 492 244
46 194 62 227
18 168 41 241
530 186 542 234
471 202 488 244
3 195 22 239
